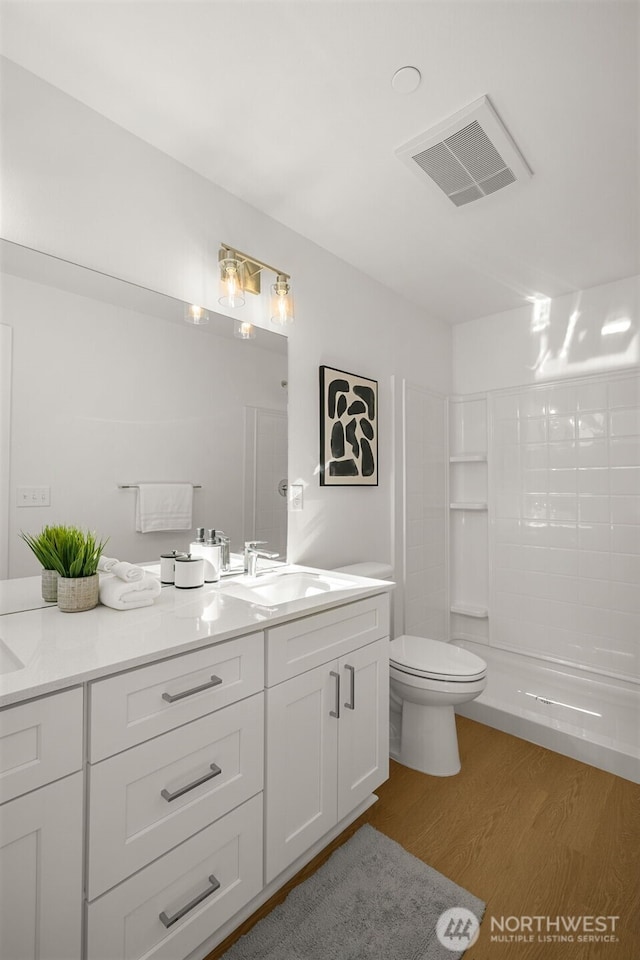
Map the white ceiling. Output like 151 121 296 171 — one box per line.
1 1 638 324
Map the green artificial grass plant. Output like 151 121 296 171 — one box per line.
21 525 108 578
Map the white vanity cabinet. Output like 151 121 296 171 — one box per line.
0 574 392 960
0 689 84 960
264 595 389 883
85 632 265 960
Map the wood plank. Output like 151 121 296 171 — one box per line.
205 717 639 960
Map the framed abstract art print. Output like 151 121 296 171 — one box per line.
319 365 378 486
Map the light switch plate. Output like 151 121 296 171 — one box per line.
16 486 51 507
290 484 303 511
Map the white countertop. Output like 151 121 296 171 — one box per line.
0 576 55 616
0 565 393 708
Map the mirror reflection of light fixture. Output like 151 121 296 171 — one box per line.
184 303 209 325
219 243 294 327
234 320 256 340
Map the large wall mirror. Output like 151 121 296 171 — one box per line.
0 239 288 580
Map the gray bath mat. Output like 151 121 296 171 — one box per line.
222 824 485 960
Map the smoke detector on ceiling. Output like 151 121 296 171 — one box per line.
396 95 532 207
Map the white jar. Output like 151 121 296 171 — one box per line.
160 551 187 584
174 555 205 589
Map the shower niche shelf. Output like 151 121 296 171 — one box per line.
450 603 488 618
450 502 487 510
449 395 489 644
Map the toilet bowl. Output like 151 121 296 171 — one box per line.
334 563 487 777
389 634 487 776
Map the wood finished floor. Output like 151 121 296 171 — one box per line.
206 716 640 960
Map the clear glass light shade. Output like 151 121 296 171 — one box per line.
270 275 295 325
234 320 255 340
184 303 209 325
219 256 246 308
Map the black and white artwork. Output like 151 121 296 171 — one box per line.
319 366 378 486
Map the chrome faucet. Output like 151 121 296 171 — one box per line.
244 541 279 577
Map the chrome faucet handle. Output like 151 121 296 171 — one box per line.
243 541 279 576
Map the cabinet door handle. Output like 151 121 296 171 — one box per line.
329 670 340 719
162 674 222 703
344 663 355 710
161 763 222 802
159 874 221 928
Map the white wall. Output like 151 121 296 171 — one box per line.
4 273 286 577
453 275 639 395
0 58 452 572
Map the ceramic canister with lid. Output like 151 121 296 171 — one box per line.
160 551 188 584
174 554 205 589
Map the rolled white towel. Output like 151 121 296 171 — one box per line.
99 573 161 611
110 561 144 583
98 556 119 573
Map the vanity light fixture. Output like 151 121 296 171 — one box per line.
270 274 295 326
234 319 256 340
218 250 246 308
184 303 209 325
218 243 295 326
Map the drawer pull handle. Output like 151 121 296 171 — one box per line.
159 874 221 928
161 763 222 802
329 670 340 719
344 663 355 710
162 674 222 703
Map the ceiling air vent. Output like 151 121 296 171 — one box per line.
396 95 532 207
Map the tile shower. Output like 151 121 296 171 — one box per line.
403 369 639 781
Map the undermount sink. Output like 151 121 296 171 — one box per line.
219 570 359 607
0 638 25 675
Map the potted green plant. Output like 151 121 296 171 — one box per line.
21 526 108 612
20 525 69 602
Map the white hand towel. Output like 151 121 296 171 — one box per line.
99 573 162 610
135 483 193 533
98 556 119 573
110 560 144 582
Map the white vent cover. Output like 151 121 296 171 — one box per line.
396 95 532 206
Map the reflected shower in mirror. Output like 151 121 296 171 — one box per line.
0 240 288 579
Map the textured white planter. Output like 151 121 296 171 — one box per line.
41 569 59 602
57 574 99 613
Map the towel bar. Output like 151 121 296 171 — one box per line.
118 483 202 489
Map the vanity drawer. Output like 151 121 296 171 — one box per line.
87 692 263 900
89 631 264 761
0 687 83 804
265 593 389 686
86 792 262 960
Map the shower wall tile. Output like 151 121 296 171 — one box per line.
610 496 640 523
609 408 640 436
576 380 608 410
578 467 609 494
578 496 610 522
610 466 640 494
609 553 640 583
490 371 640 681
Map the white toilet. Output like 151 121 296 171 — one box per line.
334 562 487 777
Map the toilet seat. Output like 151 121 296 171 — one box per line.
390 635 487 683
